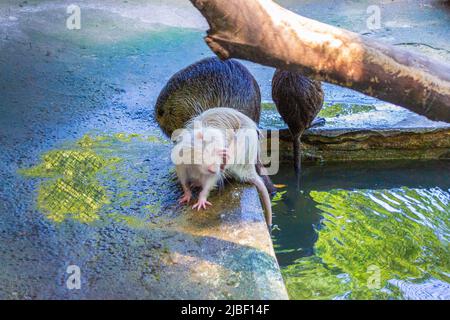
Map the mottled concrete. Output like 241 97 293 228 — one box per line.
263 102 450 162
0 0 286 299
153 186 287 300
0 0 448 300
286 126 450 162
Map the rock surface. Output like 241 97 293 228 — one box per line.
0 0 287 299
0 0 448 299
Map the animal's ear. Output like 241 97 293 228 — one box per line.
170 129 191 143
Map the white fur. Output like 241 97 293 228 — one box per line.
174 107 272 226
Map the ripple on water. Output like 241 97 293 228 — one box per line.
281 187 450 300
389 279 450 300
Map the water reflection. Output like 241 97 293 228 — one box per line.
272 161 450 300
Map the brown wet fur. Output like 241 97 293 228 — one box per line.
155 57 261 137
272 69 324 178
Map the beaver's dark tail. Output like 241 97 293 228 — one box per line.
293 135 302 189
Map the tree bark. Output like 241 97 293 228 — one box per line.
189 0 450 123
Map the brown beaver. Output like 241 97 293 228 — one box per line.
155 57 261 137
272 69 324 182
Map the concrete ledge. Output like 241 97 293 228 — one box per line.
267 126 450 162
151 186 288 300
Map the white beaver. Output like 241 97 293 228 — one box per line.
171 107 272 227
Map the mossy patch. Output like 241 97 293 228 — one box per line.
20 133 173 225
271 191 287 207
20 150 120 223
318 103 376 118
261 102 276 111
261 102 375 118
77 133 169 148
260 102 375 129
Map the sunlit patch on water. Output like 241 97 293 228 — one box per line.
19 133 174 227
280 187 450 300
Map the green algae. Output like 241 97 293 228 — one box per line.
77 133 169 147
271 191 287 207
20 149 119 223
145 201 162 214
261 102 375 118
282 256 354 300
20 133 171 225
108 212 153 229
260 102 376 129
282 187 450 299
146 135 170 144
261 102 276 111
318 103 376 118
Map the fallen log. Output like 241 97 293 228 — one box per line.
189 0 450 123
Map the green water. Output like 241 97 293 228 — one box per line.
271 161 450 300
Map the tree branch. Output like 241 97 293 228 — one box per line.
190 0 450 123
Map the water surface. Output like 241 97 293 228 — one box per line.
271 160 450 300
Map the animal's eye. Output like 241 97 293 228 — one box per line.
157 108 164 117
